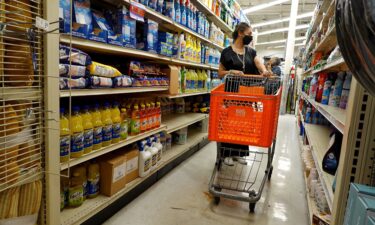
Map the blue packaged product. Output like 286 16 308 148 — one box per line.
59 64 88 78
113 75 133 88
329 72 344 107
148 0 157 10
172 34 179 58
59 0 71 33
181 1 186 26
186 4 191 29
89 76 113 88
158 32 173 45
144 19 159 53
174 0 181 23
305 105 312 123
321 79 333 105
59 45 92 66
140 0 148 5
59 77 88 89
118 6 137 48
164 0 175 20
72 0 93 39
89 10 110 43
157 0 164 13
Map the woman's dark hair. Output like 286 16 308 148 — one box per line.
271 57 281 67
232 22 251 40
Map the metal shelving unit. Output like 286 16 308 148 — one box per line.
301 92 346 134
304 123 335 211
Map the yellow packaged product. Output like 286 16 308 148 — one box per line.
18 180 42 216
0 186 20 219
88 61 122 78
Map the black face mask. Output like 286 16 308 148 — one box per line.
243 35 253 45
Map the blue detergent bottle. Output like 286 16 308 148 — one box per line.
180 0 186 26
175 0 181 23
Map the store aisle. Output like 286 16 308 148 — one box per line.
104 115 309 225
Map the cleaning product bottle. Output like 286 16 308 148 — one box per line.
152 136 163 164
179 33 186 60
180 0 186 26
130 104 140 136
175 0 181 24
309 74 318 100
186 0 190 28
322 131 343 175
197 40 202 63
150 102 156 129
101 102 113 147
329 72 344 107
146 103 153 131
193 69 198 92
180 67 186 93
316 73 328 102
82 105 93 154
340 72 352 109
156 102 161 127
68 170 84 207
206 70 211 91
140 103 147 133
92 104 103 150
120 108 128 140
138 140 152 177
60 108 70 162
111 102 121 144
147 138 159 171
321 74 333 105
70 106 84 158
185 34 191 61
87 161 100 198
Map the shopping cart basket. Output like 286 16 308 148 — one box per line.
208 75 282 212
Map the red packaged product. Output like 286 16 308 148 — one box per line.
316 72 328 102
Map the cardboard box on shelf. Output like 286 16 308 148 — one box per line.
124 149 139 184
162 65 179 95
99 154 127 196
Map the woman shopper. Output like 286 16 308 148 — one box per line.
218 22 271 166
270 57 282 77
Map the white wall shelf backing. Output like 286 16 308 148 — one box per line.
301 92 346 134
60 36 219 70
60 130 208 225
60 87 169 98
163 113 209 133
60 126 167 170
304 124 335 212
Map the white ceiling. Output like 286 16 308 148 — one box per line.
238 0 317 44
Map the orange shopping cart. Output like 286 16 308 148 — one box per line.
208 74 282 212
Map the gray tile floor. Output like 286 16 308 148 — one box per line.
104 115 309 225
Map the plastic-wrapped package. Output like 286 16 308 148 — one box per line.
113 75 133 88
59 77 88 89
89 76 113 88
88 62 122 78
59 45 92 66
59 64 87 78
327 46 342 63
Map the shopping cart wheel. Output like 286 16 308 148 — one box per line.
249 203 256 213
268 166 273 181
214 196 220 205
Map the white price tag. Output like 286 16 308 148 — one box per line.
35 16 49 31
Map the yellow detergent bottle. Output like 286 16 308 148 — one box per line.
197 40 202 63
193 70 199 92
92 104 103 150
120 108 128 140
130 104 140 136
101 102 113 147
185 34 191 61
82 105 93 154
70 106 84 158
60 108 70 162
111 102 121 144
186 70 192 93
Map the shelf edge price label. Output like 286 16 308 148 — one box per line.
129 1 146 22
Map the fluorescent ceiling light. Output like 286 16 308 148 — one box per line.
252 11 314 28
256 36 306 46
243 0 290 14
257 24 309 36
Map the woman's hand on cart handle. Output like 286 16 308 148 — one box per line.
228 70 244 76
260 70 272 77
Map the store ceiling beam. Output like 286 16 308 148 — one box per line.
252 11 314 28
257 24 309 36
243 0 291 14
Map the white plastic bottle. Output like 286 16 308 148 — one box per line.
138 141 152 178
147 139 159 171
152 136 163 164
